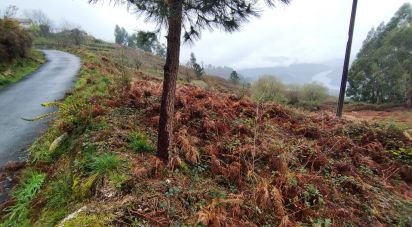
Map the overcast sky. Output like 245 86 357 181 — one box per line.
1 0 411 69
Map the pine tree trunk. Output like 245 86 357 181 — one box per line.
157 0 183 162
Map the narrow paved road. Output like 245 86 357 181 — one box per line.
0 50 80 166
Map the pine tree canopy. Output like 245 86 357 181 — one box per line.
91 0 290 42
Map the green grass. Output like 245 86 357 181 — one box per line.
1 170 45 226
30 173 75 226
0 49 45 89
108 172 131 189
128 131 155 153
87 153 124 175
45 174 73 209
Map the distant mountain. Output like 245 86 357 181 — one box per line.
239 61 343 92
203 60 344 95
204 65 235 79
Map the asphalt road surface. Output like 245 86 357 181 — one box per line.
0 50 80 166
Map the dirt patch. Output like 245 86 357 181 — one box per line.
345 109 412 128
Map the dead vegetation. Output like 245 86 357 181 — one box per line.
1 47 411 226
111 76 411 226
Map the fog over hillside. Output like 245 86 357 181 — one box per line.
205 60 343 95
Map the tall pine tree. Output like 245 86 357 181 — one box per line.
91 0 291 161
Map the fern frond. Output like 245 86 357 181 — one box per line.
21 111 58 121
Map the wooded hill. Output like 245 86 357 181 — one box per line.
348 3 412 107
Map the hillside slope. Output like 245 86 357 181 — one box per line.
0 47 411 226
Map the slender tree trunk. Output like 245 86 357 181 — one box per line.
157 0 183 162
377 90 381 105
407 89 412 108
407 75 412 108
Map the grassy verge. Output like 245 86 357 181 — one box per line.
0 47 134 226
0 50 46 89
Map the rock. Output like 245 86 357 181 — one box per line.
49 133 68 153
57 206 87 227
72 173 99 199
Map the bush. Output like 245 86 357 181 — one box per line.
286 84 301 105
55 29 87 48
301 83 328 103
251 75 287 103
251 77 329 109
0 19 32 63
285 83 329 109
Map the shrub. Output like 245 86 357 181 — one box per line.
54 29 88 48
0 19 32 63
388 147 412 164
251 77 329 108
301 82 328 103
251 75 287 103
285 83 329 109
286 84 301 105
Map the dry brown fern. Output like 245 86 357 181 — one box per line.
271 186 286 217
256 179 271 210
177 128 200 164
